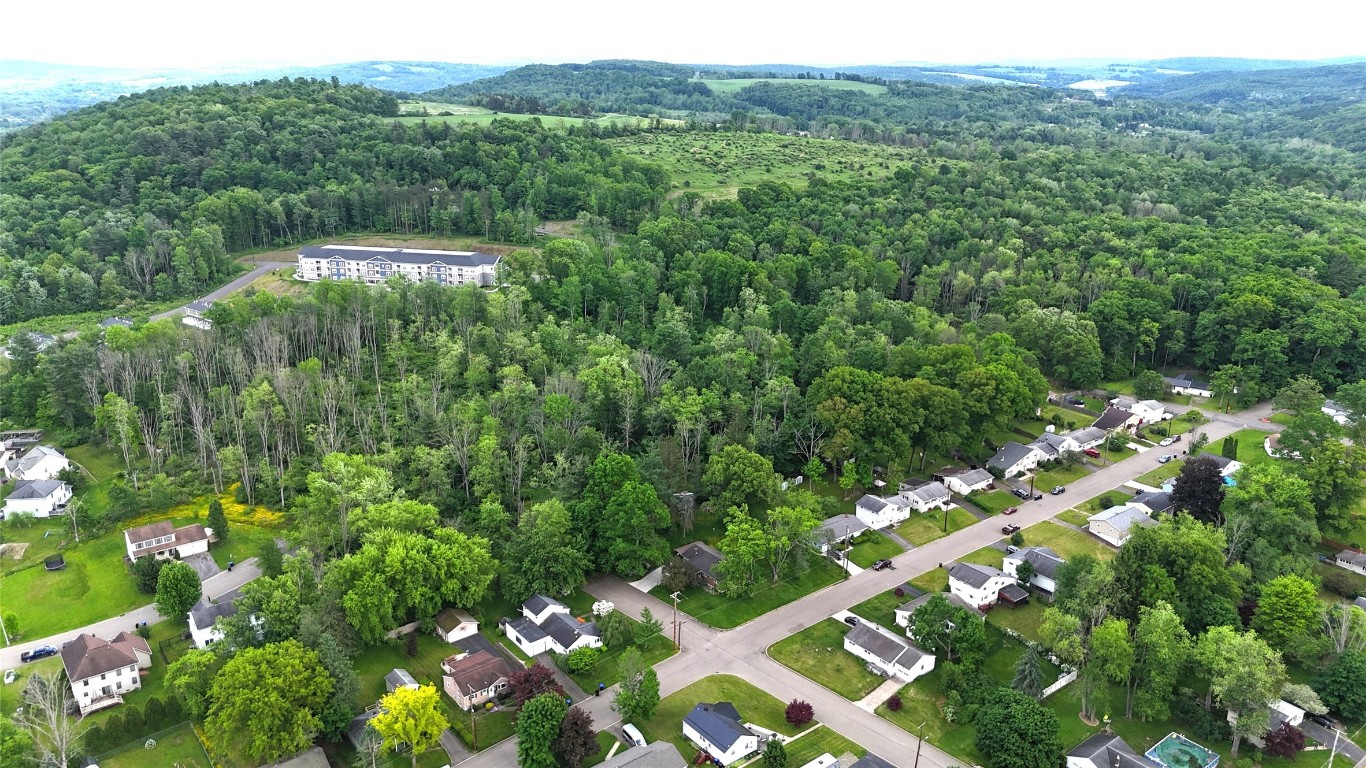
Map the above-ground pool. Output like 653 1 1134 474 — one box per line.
1145 733 1219 768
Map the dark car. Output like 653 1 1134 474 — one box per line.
1051 486 1066 495
19 645 57 663
1001 523 1021 534
1171 433 1182 442
842 616 860 627
1066 397 1086 406
1033 493 1044 501
1003 506 1018 515
1012 488 1030 500
1307 713 1340 730
872 559 895 571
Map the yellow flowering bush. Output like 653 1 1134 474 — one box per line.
124 486 284 529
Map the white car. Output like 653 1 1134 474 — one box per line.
1158 437 1175 446
622 723 646 748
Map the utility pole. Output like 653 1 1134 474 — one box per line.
914 721 926 768
671 591 683 652
843 524 852 576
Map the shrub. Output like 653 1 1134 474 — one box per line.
785 699 813 725
406 630 419 657
887 694 903 712
893 587 904 598
566 646 600 674
121 706 145 739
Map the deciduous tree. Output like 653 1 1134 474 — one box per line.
370 685 448 768
613 648 660 721
155 560 203 620
553 707 597 768
516 694 568 768
206 640 334 763
974 687 1064 768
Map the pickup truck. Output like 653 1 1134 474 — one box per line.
20 645 57 663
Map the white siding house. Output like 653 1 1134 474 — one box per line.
843 621 936 683
941 468 993 495
434 608 479 643
4 445 70 481
1336 550 1366 576
124 521 211 561
899 481 951 513
987 442 1046 478
1088 505 1159 547
947 563 1017 609
855 494 910 530
1003 547 1066 593
1163 374 1214 398
3 479 71 518
60 632 152 714
503 595 602 656
295 245 501 287
682 702 759 766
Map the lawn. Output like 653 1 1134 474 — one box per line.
768 619 885 701
850 587 916 626
845 531 904 569
584 731 622 768
895 506 979 546
650 557 844 629
98 722 210 768
1031 462 1092 490
636 675 804 761
1055 508 1093 527
783 724 867 766
1135 460 1185 487
0 528 147 638
1021 521 1114 561
986 598 1048 643
1216 429 1276 466
966 490 1017 516
699 77 888 95
65 443 126 481
568 633 678 692
0 517 70 576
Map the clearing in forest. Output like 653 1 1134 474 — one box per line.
699 77 889 95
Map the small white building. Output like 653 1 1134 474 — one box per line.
183 299 213 330
1336 550 1366 576
434 608 479 643
1003 547 1066 593
1030 432 1080 460
187 587 245 649
940 468 993 495
1164 374 1214 399
4 444 70 481
1062 426 1108 451
1088 505 1159 547
682 702 759 766
899 481 951 513
855 494 910 530
1197 452 1242 478
987 441 1046 478
1113 398 1166 424
123 521 211 561
843 621 935 683
60 632 152 714
503 594 602 656
1322 399 1351 426
3 479 72 518
947 562 1017 609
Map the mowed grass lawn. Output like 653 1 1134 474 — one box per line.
769 619 884 700
784 725 867 766
845 531 903 568
1055 508 1093 527
1032 462 1092 490
1135 459 1184 486
1021 521 1115 561
0 531 146 638
637 675 806 761
896 507 979 546
966 489 1017 515
650 557 844 629
584 732 622 768
100 722 210 768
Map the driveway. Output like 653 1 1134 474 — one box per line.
149 262 292 321
1299 720 1365 764
180 552 221 581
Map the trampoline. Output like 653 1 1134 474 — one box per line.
43 554 65 571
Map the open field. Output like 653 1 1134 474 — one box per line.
608 131 923 196
699 78 888 95
1021 520 1115 561
651 558 844 629
769 618 885 700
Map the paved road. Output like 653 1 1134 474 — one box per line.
453 402 1276 768
149 262 292 321
0 558 262 668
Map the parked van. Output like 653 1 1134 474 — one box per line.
622 723 646 747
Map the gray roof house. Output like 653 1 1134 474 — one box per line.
895 592 986 628
599 742 688 768
524 593 565 619
1030 432 1073 457
1067 732 1163 768
683 702 759 765
843 621 934 682
346 709 380 749
1197 452 1242 476
676 541 724 590
814 514 871 554
948 562 1004 589
1089 505 1159 547
1064 426 1108 449
1130 490 1174 514
987 441 1044 477
1004 547 1066 593
6 478 68 501
99 317 134 329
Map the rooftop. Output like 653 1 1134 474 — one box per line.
904 481 949 503
815 514 871 542
444 650 516 696
1008 546 1065 579
988 441 1039 470
1090 505 1158 533
436 607 477 633
524 594 566 616
684 702 754 752
189 586 243 630
948 561 1006 589
846 621 926 669
897 592 986 620
676 541 724 577
598 741 688 768
1093 406 1135 431
7 478 68 500
299 244 502 267
60 632 149 682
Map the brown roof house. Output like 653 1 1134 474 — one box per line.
123 520 211 561
442 650 517 711
61 632 152 714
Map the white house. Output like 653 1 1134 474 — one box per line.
187 587 246 649
3 479 71 518
434 608 479 643
503 594 602 656
1336 550 1366 576
1062 426 1108 451
1197 452 1242 478
124 521 211 561
1163 373 1214 399
986 441 1046 478
682 702 759 766
295 245 502 287
60 632 152 714
1093 406 1141 433
843 621 936 683
385 668 420 693
894 593 985 630
1030 432 1080 460
4 445 70 481
899 481 951 513
1067 733 1163 768
1112 398 1166 424
1003 547 1066 593
940 468 993 495
947 562 1018 609
1322 399 1351 426
813 514 870 555
1088 505 1159 547
183 299 213 330
442 650 516 711
1263 434 1301 460
855 494 910 530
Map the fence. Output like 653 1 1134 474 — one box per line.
1041 669 1079 699
91 721 211 767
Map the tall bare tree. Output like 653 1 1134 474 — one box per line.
17 670 88 768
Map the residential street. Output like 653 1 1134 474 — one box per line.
450 405 1282 767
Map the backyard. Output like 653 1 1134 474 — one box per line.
650 557 844 629
97 722 211 768
1019 521 1115 561
768 618 886 701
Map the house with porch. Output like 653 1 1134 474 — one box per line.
503 594 602 657
1164 373 1213 398
124 520 211 561
4 444 70 481
947 562 1018 610
898 481 951 513
675 541 723 592
442 650 517 711
1089 505 1159 547
938 467 994 495
60 631 152 714
682 702 760 766
986 441 1046 478
3 479 71 518
843 621 935 682
1003 547 1066 593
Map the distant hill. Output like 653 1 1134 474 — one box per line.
1140 57 1329 72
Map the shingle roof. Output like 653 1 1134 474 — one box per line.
99 317 134 329
598 742 688 768
952 468 994 487
125 520 175 544
949 562 1005 589
189 586 243 630
1198 452 1235 469
436 607 477 633
1065 426 1107 446
1164 373 1210 390
299 244 502 268
905 481 949 504
1137 400 1163 411
444 651 516 696
1093 407 1135 431
857 494 889 513
385 668 419 690
684 702 755 752
998 583 1030 603
1090 505 1158 533
897 592 985 620
7 479 67 500
542 612 597 649
848 756 898 768
1130 491 1173 513
265 746 331 768
347 710 379 748
187 299 213 312
8 445 64 476
524 594 565 617
1030 433 1071 456
1011 547 1065 579
1337 550 1366 567
1068 732 1164 768
988 442 1038 471
815 514 870 541
845 622 926 669
60 632 148 682
507 616 548 644
676 542 723 578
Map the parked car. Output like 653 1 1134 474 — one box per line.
1066 397 1086 406
872 559 895 571
1033 493 1044 501
1159 437 1175 446
622 724 647 747
1003 506 1019 515
1001 523 1021 534
1307 713 1340 730
1011 488 1030 500
1050 486 1066 495
842 616 860 627
19 646 56 663
1005 545 1020 554
1158 454 1175 464
1083 448 1101 458
1171 433 1182 442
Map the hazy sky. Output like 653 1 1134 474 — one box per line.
11 0 1363 69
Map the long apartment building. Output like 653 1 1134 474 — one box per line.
295 245 501 287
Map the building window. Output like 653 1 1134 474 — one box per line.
100 673 106 680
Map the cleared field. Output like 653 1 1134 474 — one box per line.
608 131 924 196
896 506 979 546
700 78 888 95
769 618 885 700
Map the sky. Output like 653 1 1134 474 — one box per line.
8 0 1363 70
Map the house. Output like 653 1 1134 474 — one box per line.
1164 373 1213 398
1335 549 1366 576
442 650 516 711
265 747 331 768
1263 434 1301 460
60 631 152 714
1196 452 1242 478
939 467 994 495
2 479 72 518
947 562 1018 609
1030 431 1080 459
99 317 134 331
1067 732 1164 768
675 541 723 592
1 429 44 453
434 607 479 643
188 586 245 649
183 299 213 330
1322 399 1351 426
1089 505 1159 547
385 668 420 693
1003 546 1066 593
598 742 688 768
2 331 56 359
503 595 602 656
682 702 759 766
843 621 935 682
1093 406 1140 433
1112 398 1166 424
987 441 1046 478
1129 490 1174 515
295 244 502 287
894 593 985 630
346 709 380 749
4 444 70 481
123 521 211 561
899 481 951 513
814 514 870 555
1062 426 1108 451
855 494 910 530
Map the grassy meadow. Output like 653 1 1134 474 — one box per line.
699 78 888 95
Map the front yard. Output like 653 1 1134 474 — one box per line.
896 506 979 546
636 674 806 761
1135 459 1184 486
768 618 886 701
965 489 1017 515
0 530 147 639
844 531 904 569
1030 462 1092 490
650 557 844 629
1054 508 1093 527
1021 521 1115 561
